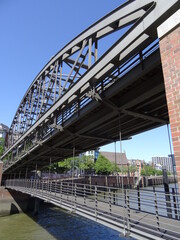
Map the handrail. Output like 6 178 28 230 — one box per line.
5 179 180 239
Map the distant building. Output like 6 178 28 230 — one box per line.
152 156 173 173
128 159 145 177
168 154 176 175
79 149 99 162
0 123 9 140
100 151 128 167
154 163 162 171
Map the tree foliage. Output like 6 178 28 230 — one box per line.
111 163 120 173
94 154 113 175
120 165 128 173
141 165 162 176
42 153 142 176
79 156 94 171
0 138 4 157
43 155 95 174
129 165 137 174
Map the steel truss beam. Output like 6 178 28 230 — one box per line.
2 0 179 173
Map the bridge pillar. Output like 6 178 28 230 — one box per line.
158 10 180 189
0 161 3 186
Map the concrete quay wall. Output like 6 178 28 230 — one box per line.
69 175 176 188
67 176 138 188
0 187 35 216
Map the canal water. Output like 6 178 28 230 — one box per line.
0 202 131 240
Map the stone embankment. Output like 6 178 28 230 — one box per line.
65 175 176 188
0 187 35 216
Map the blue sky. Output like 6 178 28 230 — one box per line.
0 0 173 162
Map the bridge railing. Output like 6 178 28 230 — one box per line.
5 179 180 239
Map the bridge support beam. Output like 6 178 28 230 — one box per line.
0 161 3 186
158 10 180 189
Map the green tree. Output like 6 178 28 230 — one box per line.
141 165 162 176
0 138 5 156
94 154 113 175
111 163 120 173
141 169 146 176
41 159 73 173
58 157 78 173
129 165 137 175
0 145 3 156
141 165 155 176
120 165 128 174
58 155 95 173
79 157 94 172
156 169 163 176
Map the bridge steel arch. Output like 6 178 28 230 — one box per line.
1 0 179 177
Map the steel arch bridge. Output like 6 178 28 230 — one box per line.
1 0 179 176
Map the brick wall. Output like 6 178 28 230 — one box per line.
159 26 180 184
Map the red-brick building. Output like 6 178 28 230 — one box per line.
157 9 180 188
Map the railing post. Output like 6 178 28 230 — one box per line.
125 189 131 235
153 186 160 231
163 168 172 218
95 186 98 218
84 185 86 206
33 179 35 191
113 190 116 205
38 179 40 192
89 175 92 193
67 183 69 201
36 179 38 192
55 180 57 197
50 180 52 194
60 181 62 205
41 180 43 195
74 183 77 211
31 179 33 190
172 188 178 219
108 187 111 214
137 185 141 211
46 180 48 194
47 179 49 193
49 180 52 202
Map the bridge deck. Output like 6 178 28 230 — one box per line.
5 179 180 240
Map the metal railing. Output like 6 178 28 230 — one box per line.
5 179 180 240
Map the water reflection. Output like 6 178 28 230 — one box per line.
0 211 54 240
0 202 132 240
36 203 131 240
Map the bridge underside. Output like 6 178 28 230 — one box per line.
4 48 168 175
3 0 180 178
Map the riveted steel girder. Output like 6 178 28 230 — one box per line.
2 0 179 174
